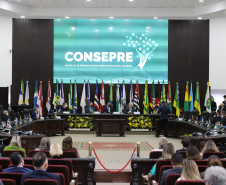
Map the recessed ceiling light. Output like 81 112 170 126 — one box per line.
21 15 25 18
154 17 158 19
65 16 70 19
86 0 91 1
129 0 134 1
71 27 76 30
109 27 113 30
109 16 114 19
146 27 150 29
199 0 204 2
198 17 202 20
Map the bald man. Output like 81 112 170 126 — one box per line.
125 103 135 114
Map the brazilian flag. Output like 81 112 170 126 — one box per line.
194 82 201 115
184 81 190 111
143 80 149 114
173 82 180 117
68 80 73 113
160 81 166 103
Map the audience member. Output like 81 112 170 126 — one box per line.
186 146 201 160
207 155 222 167
152 137 168 152
204 166 226 185
49 144 63 159
3 152 32 173
201 140 219 156
4 136 26 156
31 107 39 120
62 136 80 158
21 152 61 185
160 153 183 185
176 137 191 152
1 110 8 122
35 137 51 151
177 160 201 181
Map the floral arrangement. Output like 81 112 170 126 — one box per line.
128 116 153 129
67 116 93 129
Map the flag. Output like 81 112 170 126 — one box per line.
189 82 194 112
150 80 156 109
160 81 166 103
156 80 160 104
120 80 126 112
25 81 29 105
134 81 140 112
143 80 149 114
109 81 113 105
59 79 64 105
194 82 201 115
18 80 24 105
116 81 121 112
68 80 73 113
184 81 190 111
204 82 211 112
173 82 180 117
37 81 44 117
46 80 51 113
53 80 59 109
80 80 86 113
73 81 78 114
33 80 38 108
86 80 90 106
167 80 172 110
129 80 133 103
100 80 105 113
94 80 99 111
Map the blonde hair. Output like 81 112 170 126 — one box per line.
10 136 21 148
39 137 50 150
50 144 63 157
162 143 175 160
181 160 201 180
158 137 168 149
202 140 219 153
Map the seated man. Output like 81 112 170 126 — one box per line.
220 111 226 126
21 152 61 185
103 102 113 114
204 166 226 185
160 153 183 185
61 102 68 112
1 110 8 122
3 152 32 173
212 110 221 124
85 102 96 114
124 103 135 114
176 137 191 153
31 107 39 120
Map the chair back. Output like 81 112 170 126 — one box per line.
198 165 208 173
47 165 70 185
0 158 12 169
221 159 226 169
23 179 58 185
175 180 205 185
23 158 33 165
158 165 172 183
0 173 23 185
165 174 180 185
0 179 16 185
176 151 187 158
2 150 25 157
28 150 50 158
194 160 208 166
48 159 73 181
61 151 78 158
0 165 3 172
53 173 65 185
149 151 162 159
8 164 34 171
154 160 172 182
202 151 225 159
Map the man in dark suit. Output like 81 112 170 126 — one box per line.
159 153 183 185
176 137 191 153
103 102 113 114
212 110 221 124
156 101 170 137
124 103 135 114
21 152 61 185
1 110 8 122
3 152 32 173
31 107 39 120
61 102 68 112
85 102 96 114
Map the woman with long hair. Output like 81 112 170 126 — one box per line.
35 137 50 151
50 143 63 158
3 136 26 156
186 146 202 160
201 140 219 156
62 136 80 158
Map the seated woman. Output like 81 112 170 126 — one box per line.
35 137 50 151
152 137 168 152
50 143 63 159
177 160 201 181
62 136 80 158
143 143 175 185
201 140 219 156
186 146 202 160
4 136 26 157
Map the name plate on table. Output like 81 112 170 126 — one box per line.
134 112 140 115
93 111 100 114
113 112 120 114
63 111 70 114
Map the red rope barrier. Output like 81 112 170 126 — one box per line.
93 148 136 173
145 142 154 149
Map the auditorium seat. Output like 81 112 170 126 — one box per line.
28 150 50 158
0 173 23 185
0 165 3 172
198 165 208 173
202 151 225 159
165 174 180 185
8 164 34 170
149 151 162 159
2 150 25 157
175 180 205 185
53 173 65 185
176 151 187 158
194 160 208 166
221 160 226 169
61 151 78 158
22 179 59 185
154 160 172 182
0 158 12 169
158 165 172 182
23 158 33 165
0 178 16 185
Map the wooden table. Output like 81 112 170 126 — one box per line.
96 119 125 136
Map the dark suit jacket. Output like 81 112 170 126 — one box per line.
160 167 182 185
1 114 8 122
124 105 135 114
85 106 97 114
103 106 113 113
220 117 226 126
157 104 170 120
31 111 38 120
21 169 61 185
61 106 68 112
211 101 217 112
3 166 32 173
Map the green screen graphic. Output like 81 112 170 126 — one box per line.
54 19 168 84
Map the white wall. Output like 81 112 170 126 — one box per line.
0 16 12 87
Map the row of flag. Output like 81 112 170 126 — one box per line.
18 80 211 116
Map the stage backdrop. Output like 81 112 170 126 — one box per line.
54 19 168 84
